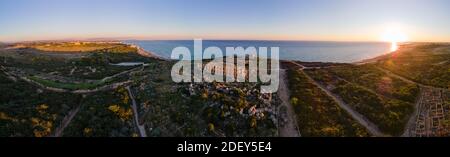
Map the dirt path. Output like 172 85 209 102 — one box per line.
101 65 144 82
69 67 77 76
376 67 447 91
277 69 301 137
52 104 82 137
126 86 147 137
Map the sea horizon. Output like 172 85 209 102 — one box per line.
124 40 394 63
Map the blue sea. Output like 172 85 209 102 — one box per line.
124 40 393 63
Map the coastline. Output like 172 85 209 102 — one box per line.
353 52 391 65
353 42 417 65
4 40 397 65
122 42 166 60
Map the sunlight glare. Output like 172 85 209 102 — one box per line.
380 25 408 52
381 24 409 43
390 42 398 52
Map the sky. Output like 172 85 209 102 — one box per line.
0 0 449 42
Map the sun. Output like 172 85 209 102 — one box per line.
382 31 409 43
380 25 409 43
380 25 409 52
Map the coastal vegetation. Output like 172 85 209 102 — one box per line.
62 87 137 137
287 69 369 137
0 72 81 137
0 42 147 137
305 66 416 135
0 42 448 137
375 43 450 89
131 59 279 137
